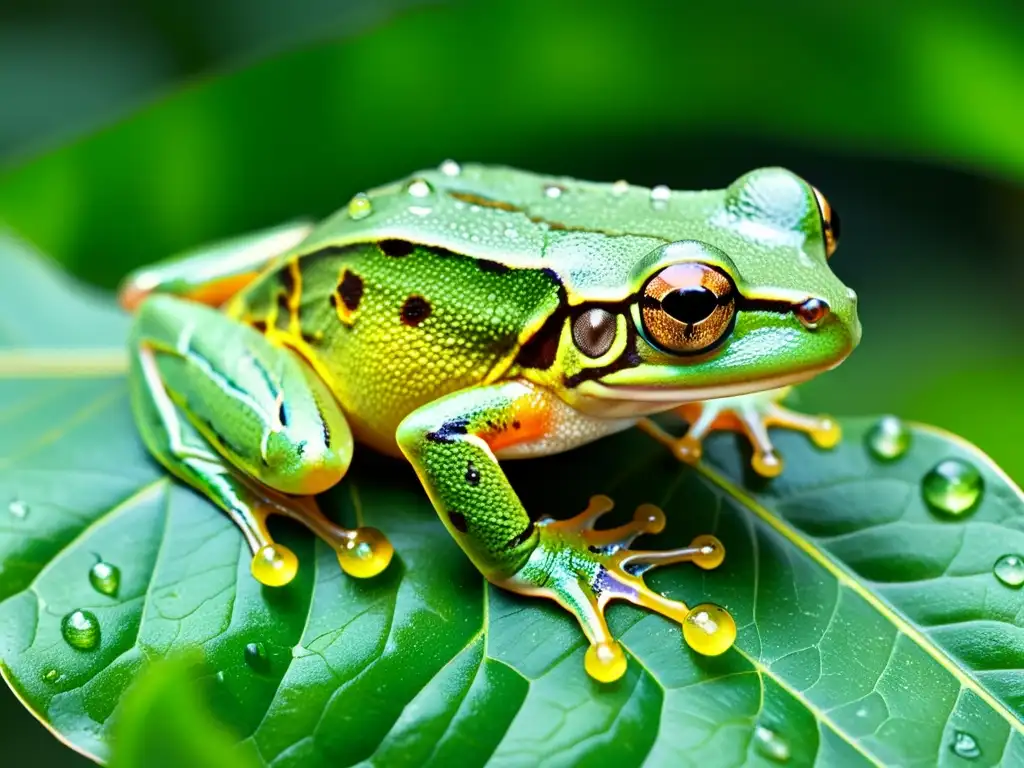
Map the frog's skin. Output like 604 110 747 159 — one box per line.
121 162 858 682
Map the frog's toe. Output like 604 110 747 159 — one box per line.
500 495 735 682
640 386 842 479
240 493 393 586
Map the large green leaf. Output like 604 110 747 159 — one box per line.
2 233 1023 767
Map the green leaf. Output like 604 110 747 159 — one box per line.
2 232 1023 767
109 655 258 768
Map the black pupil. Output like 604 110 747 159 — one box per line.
829 206 842 242
661 287 719 324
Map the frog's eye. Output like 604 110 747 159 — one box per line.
572 308 617 358
640 263 736 354
812 186 841 258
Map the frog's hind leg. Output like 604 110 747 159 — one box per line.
119 220 313 311
639 385 841 478
129 294 392 585
397 380 735 683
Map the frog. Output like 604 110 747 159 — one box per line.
119 161 858 682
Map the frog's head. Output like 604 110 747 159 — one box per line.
565 168 860 412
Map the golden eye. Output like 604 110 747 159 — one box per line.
640 263 735 354
812 186 841 258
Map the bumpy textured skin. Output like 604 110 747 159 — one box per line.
227 242 561 455
123 163 860 681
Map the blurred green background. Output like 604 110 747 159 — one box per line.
1 0 1022 764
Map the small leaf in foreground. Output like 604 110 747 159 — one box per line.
109 656 257 768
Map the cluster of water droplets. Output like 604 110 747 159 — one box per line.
863 416 1018 592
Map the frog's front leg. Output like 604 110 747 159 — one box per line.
639 386 841 478
397 380 735 683
129 295 392 585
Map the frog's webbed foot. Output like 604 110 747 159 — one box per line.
238 484 394 586
501 495 736 682
639 386 841 478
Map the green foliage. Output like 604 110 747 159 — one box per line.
1 0 1023 290
1 233 1023 766
109 656 256 768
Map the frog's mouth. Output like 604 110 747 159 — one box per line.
585 367 826 404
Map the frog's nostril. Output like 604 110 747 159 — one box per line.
795 298 830 330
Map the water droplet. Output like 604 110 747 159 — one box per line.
650 185 671 208
61 609 100 651
244 642 269 673
866 416 911 461
439 159 461 177
347 193 372 220
42 669 60 684
753 725 791 762
543 184 564 199
407 205 432 217
922 459 983 517
504 227 519 240
611 179 629 195
8 499 28 519
994 554 1024 587
950 731 981 759
88 561 121 597
406 178 433 198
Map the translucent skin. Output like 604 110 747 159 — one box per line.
121 163 860 682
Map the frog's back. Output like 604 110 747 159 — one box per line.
229 238 561 454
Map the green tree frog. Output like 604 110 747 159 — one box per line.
120 162 859 682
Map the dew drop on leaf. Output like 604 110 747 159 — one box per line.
866 415 911 461
8 499 28 519
922 459 983 517
347 193 373 220
993 555 1024 587
244 642 270 673
753 725 791 762
42 669 60 684
543 184 564 199
951 731 981 759
88 561 121 597
61 610 100 651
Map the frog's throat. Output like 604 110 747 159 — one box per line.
581 367 824 404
